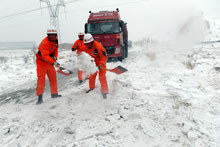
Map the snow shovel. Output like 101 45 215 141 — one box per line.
101 65 128 75
56 67 73 76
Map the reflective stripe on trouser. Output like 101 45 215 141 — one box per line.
89 68 108 93
78 70 83 81
36 59 58 96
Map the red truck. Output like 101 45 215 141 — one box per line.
85 8 128 61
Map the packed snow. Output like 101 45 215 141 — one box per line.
77 52 97 75
0 7 220 147
1 39 220 147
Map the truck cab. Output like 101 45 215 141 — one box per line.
85 9 128 61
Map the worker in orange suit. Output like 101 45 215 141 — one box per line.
72 32 86 84
83 33 108 99
36 26 62 105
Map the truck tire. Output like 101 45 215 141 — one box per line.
118 47 124 62
125 43 128 58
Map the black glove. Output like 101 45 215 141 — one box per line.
52 57 57 61
98 65 102 70
53 62 60 68
72 48 76 51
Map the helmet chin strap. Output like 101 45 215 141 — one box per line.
50 39 56 42
48 37 55 42
88 41 94 49
48 34 57 42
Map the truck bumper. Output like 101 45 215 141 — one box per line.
105 46 122 58
107 53 121 58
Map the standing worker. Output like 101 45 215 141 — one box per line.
72 32 86 84
36 26 62 104
83 33 108 98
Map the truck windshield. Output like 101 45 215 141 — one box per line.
88 22 120 34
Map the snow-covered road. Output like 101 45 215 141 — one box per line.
0 42 219 146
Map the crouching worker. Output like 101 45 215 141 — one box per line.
72 32 86 84
36 26 62 104
83 33 108 99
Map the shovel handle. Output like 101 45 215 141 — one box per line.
100 67 111 71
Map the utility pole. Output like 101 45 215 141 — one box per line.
40 0 65 50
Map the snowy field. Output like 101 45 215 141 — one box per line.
0 15 220 147
0 39 220 147
1 0 220 146
0 49 36 92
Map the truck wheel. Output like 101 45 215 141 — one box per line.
118 47 124 62
125 43 128 58
118 54 123 62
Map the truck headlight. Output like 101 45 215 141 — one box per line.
115 47 121 54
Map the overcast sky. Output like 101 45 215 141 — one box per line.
0 0 219 43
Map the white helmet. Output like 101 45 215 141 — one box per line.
78 32 84 36
47 26 57 35
84 33 94 44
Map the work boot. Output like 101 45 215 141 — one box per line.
36 94 43 105
102 93 108 99
51 94 62 98
86 89 94 93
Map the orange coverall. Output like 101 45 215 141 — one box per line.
72 39 86 81
36 36 58 96
85 41 108 93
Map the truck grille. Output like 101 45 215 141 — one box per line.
105 47 115 55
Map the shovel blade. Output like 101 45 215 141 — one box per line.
57 67 73 76
110 65 128 74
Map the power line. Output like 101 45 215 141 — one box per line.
0 0 77 20
0 8 43 20
0 0 143 20
57 0 145 16
0 0 144 24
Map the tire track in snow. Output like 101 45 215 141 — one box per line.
0 68 78 105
